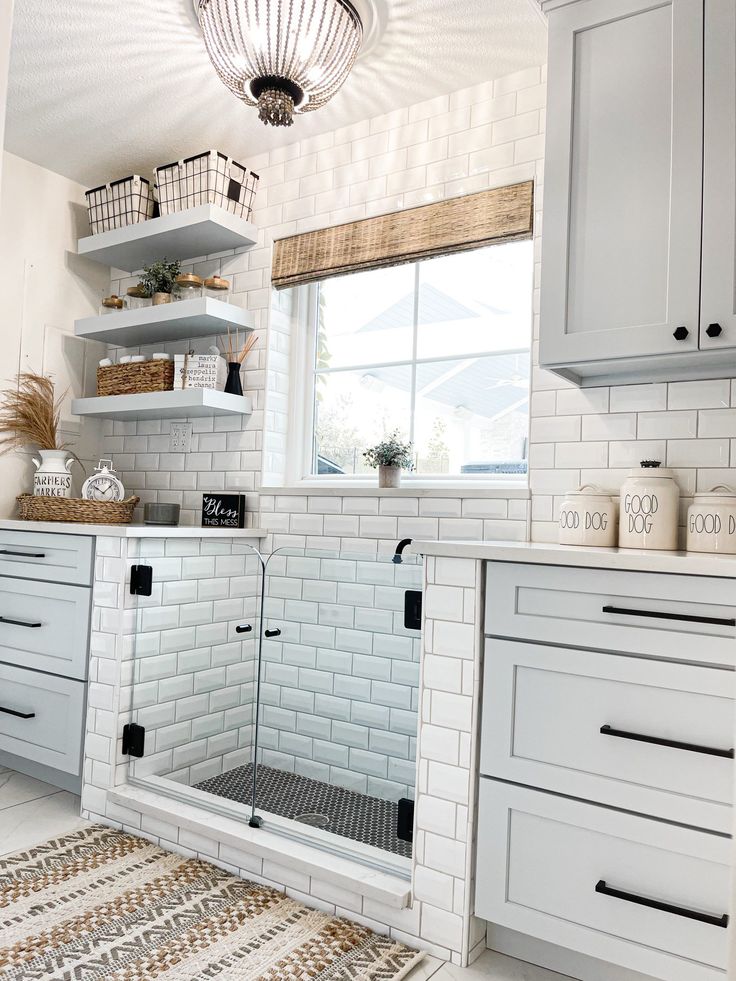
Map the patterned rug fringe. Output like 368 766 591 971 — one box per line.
0 825 423 981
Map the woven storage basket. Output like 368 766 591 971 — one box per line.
17 495 140 525
98 360 174 397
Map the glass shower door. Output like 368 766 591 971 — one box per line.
127 537 263 818
250 546 422 863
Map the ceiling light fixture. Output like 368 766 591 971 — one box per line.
196 0 364 128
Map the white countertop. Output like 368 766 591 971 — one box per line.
0 519 266 539
415 538 736 578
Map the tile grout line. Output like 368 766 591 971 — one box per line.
0 788 67 813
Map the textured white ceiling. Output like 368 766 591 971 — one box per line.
4 0 546 188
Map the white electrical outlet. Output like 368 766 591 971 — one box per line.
169 422 192 453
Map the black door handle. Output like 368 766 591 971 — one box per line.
600 725 734 759
602 605 736 627
706 322 723 338
595 880 728 928
264 628 281 638
0 705 35 719
0 616 42 628
0 550 45 558
236 623 252 633
673 326 689 341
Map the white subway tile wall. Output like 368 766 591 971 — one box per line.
101 71 540 546
259 549 422 800
127 538 261 786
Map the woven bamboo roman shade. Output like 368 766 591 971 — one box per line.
271 180 533 289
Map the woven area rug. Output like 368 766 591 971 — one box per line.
0 825 423 981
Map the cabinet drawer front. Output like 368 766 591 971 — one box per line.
0 578 90 680
476 781 730 981
486 562 736 666
481 640 734 832
0 663 85 775
0 530 93 586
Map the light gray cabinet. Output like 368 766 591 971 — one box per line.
477 561 734 981
540 0 736 385
0 530 93 793
700 0 736 350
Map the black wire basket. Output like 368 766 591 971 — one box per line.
155 150 259 220
85 175 155 235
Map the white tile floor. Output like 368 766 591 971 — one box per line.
0 766 571 979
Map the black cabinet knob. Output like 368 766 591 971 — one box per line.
264 628 281 638
673 326 689 341
706 322 723 338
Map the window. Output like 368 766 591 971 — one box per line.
301 240 534 481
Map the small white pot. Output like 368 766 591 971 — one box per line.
687 485 736 554
378 465 401 489
619 462 680 551
32 449 74 498
559 484 618 547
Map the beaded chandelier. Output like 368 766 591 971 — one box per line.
196 0 364 127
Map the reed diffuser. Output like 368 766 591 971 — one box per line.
220 328 258 396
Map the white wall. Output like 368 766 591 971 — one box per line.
0 1 13 192
0 151 109 514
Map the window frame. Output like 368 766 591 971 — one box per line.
283 247 534 491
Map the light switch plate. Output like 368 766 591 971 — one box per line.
169 422 192 453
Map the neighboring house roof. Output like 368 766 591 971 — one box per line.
369 352 529 421
359 283 507 332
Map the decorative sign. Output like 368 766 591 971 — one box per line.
202 493 246 528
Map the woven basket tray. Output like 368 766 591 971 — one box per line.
17 494 140 525
98 361 174 397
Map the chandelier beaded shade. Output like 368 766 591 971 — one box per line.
196 0 364 127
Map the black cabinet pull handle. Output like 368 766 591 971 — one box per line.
706 322 723 338
595 880 728 928
0 550 45 558
673 326 689 341
602 605 736 627
236 623 252 633
0 705 35 719
600 724 734 759
264 628 281 638
0 615 42 629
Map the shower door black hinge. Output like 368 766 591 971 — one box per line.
404 590 422 631
397 797 414 842
122 723 146 758
130 565 153 597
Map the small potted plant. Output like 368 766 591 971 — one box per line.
363 431 414 488
138 258 181 305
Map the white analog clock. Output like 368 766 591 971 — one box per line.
82 459 125 502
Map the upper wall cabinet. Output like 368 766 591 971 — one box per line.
539 0 736 386
701 0 736 350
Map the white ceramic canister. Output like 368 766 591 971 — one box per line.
619 461 680 550
558 485 618 547
32 449 74 498
687 485 736 554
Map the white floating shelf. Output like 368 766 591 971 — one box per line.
71 390 252 421
77 205 258 272
75 298 253 347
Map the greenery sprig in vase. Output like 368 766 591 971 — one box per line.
138 258 181 305
363 431 414 489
